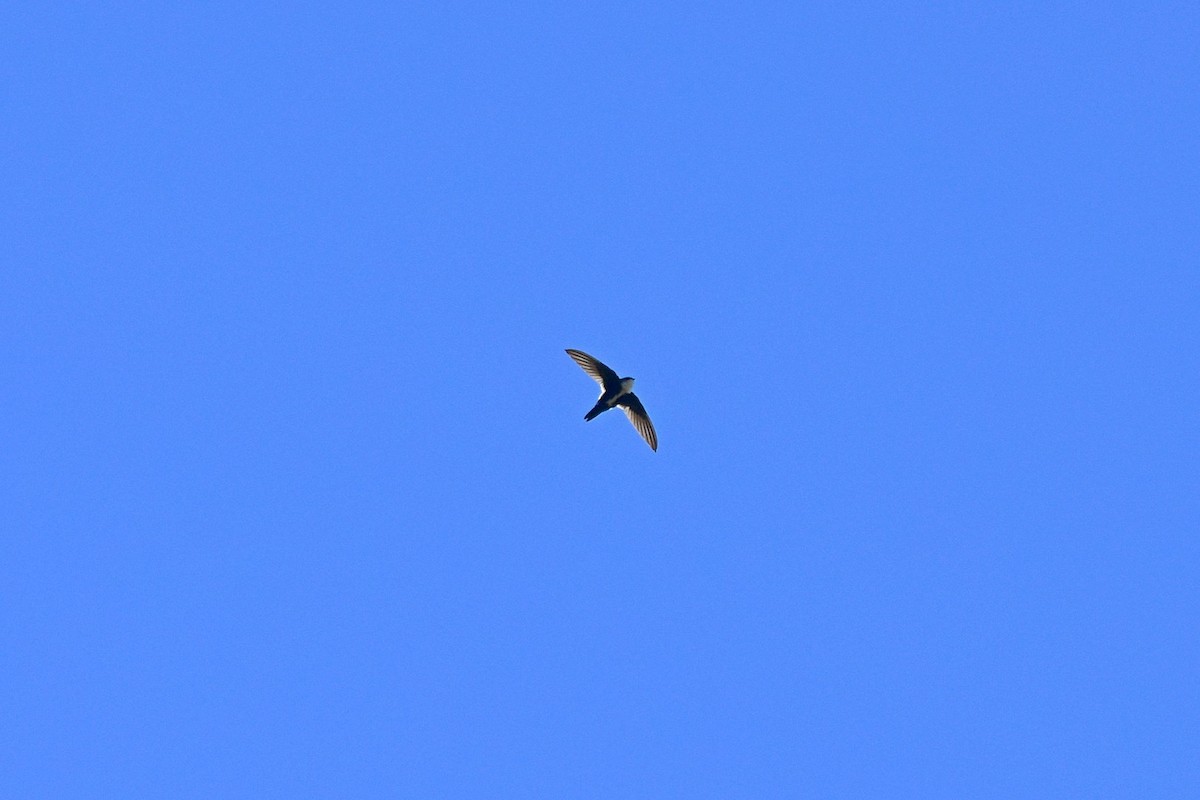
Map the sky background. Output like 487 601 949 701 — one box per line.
3 2 1198 797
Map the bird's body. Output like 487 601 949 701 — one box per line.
565 349 657 451
584 377 635 420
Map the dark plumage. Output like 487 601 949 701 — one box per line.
565 349 657 451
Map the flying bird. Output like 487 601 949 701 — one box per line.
565 348 657 451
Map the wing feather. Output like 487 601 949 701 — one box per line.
616 392 658 451
565 349 620 390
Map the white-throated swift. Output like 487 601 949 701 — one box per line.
565 348 657 451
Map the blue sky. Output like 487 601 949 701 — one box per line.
4 2 1198 797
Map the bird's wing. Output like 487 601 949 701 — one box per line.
615 392 658 451
565 349 621 391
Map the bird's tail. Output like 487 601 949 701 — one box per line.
584 402 607 421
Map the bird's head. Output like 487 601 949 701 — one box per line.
621 377 635 391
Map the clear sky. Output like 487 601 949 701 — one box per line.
4 3 1198 797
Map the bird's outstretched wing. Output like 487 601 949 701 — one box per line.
615 392 657 451
565 349 620 391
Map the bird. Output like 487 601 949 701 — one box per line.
565 348 657 451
